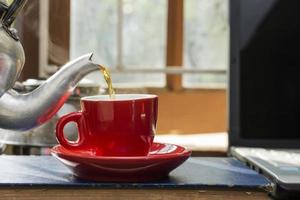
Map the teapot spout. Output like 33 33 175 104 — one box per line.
0 53 99 130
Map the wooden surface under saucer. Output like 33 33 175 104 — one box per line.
51 143 191 182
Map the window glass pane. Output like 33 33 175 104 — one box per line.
70 0 166 87
123 0 167 68
183 0 229 87
70 0 117 86
116 0 167 86
71 0 117 67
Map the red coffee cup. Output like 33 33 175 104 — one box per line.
56 94 158 156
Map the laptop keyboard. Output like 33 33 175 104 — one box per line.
233 147 300 188
239 148 300 169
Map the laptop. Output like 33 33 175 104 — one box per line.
229 0 300 198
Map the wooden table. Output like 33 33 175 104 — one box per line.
0 156 271 200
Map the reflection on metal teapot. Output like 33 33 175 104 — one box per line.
0 79 100 147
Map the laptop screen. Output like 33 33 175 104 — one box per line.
237 0 300 139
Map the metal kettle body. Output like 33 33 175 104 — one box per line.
0 0 99 130
0 26 25 97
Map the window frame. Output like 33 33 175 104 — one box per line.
19 0 227 91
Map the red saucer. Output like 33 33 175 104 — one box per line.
51 143 191 182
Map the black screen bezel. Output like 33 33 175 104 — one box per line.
228 0 300 148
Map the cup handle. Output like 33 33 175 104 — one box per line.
56 112 83 149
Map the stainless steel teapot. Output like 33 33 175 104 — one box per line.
0 0 99 130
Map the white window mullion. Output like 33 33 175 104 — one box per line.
39 0 49 78
110 67 226 75
117 0 123 70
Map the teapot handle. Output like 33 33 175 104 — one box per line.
2 0 27 27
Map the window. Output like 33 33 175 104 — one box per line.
184 0 228 87
71 0 167 87
17 0 228 135
70 0 229 88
